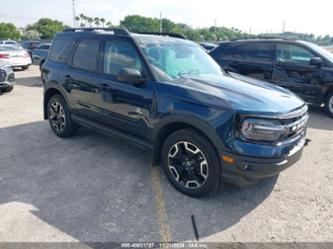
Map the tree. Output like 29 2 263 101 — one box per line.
100 18 106 27
120 15 160 32
26 18 66 39
0 23 21 40
21 30 40 40
75 16 80 27
94 17 100 28
106 21 112 28
87 17 94 28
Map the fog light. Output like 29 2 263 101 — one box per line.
222 155 235 164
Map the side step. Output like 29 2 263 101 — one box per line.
71 114 153 151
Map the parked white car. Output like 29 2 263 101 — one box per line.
0 61 15 93
0 45 32 70
0 40 19 46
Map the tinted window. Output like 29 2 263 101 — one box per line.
38 45 50 50
103 40 142 76
277 43 315 65
49 39 75 63
72 39 100 71
222 42 273 61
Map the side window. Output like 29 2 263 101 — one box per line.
72 39 100 71
242 43 273 61
221 43 273 61
49 39 75 63
276 43 315 65
103 40 143 76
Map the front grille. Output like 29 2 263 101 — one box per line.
0 69 6 82
278 105 308 144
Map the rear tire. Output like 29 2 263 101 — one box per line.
161 129 221 197
47 94 77 138
324 91 333 118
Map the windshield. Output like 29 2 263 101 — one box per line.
300 41 333 63
136 36 223 82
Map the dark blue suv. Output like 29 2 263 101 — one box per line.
42 28 308 197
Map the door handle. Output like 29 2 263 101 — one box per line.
99 83 111 90
65 75 74 84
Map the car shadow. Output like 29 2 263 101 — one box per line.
0 121 276 241
15 76 43 88
307 106 333 131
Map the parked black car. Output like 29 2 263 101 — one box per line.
42 28 308 197
32 43 51 69
210 38 333 117
20 40 41 58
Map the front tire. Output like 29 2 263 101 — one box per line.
161 129 221 197
47 94 77 138
325 91 333 118
22 65 29 70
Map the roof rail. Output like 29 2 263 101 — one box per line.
134 32 187 39
231 35 294 41
63 28 130 36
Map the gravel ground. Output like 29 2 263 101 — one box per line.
0 66 332 242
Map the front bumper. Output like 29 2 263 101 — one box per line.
221 137 306 186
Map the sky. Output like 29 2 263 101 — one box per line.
0 0 332 36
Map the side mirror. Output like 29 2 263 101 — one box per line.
117 68 146 84
309 57 322 67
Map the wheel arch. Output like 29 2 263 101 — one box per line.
43 84 70 120
151 116 223 166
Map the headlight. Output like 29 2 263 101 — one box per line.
241 118 285 142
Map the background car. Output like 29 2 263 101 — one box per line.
200 42 217 52
0 61 15 93
0 45 32 70
32 43 51 69
210 38 333 117
19 40 41 58
0 40 20 47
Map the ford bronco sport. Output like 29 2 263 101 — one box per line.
42 28 308 197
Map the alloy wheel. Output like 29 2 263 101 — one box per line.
329 95 333 114
49 101 66 133
168 141 209 189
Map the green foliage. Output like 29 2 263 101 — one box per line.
21 30 40 40
26 18 66 39
119 15 253 42
0 23 21 40
120 15 160 32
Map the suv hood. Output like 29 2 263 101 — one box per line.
176 72 305 116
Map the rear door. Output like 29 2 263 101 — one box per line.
272 42 323 103
212 42 274 81
66 38 102 118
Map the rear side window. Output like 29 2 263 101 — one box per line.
221 42 273 61
49 39 75 63
72 39 100 72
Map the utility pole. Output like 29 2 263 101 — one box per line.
282 20 286 33
159 12 163 33
214 18 217 34
72 0 77 28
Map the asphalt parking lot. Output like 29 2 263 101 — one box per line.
0 66 332 242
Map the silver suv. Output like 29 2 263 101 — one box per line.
0 61 15 93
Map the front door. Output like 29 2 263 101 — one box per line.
90 39 154 139
272 43 323 103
